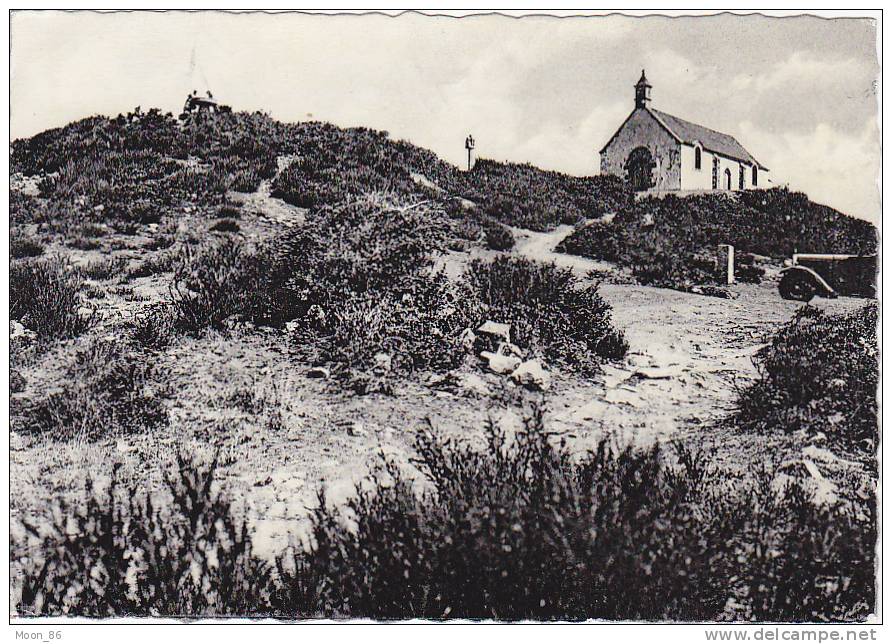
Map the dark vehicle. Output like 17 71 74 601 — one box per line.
778 253 877 302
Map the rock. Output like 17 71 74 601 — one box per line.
374 352 392 372
690 285 738 299
115 439 137 454
307 366 330 379
496 341 524 359
476 320 511 352
348 422 367 437
480 351 522 375
427 370 491 398
456 372 491 397
773 458 839 506
458 328 477 351
510 360 551 391
477 320 511 341
10 320 37 351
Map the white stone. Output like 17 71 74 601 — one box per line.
510 360 552 391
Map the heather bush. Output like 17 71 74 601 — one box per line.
467 159 633 231
131 303 177 351
10 233 45 259
10 257 95 339
79 256 129 281
466 257 628 373
211 218 241 233
15 412 875 620
275 197 474 389
169 238 263 334
287 412 874 620
277 196 449 301
299 273 482 393
16 339 168 441
16 455 269 617
558 189 877 290
735 303 878 456
217 203 243 219
483 220 515 251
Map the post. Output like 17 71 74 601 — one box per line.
718 244 735 285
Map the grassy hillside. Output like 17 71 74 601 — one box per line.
11 108 630 242
557 190 878 290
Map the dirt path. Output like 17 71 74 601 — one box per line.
511 226 866 448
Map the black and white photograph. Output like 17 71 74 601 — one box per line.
6 7 883 630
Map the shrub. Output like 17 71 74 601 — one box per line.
79 256 129 281
16 411 875 620
16 455 269 617
278 196 449 301
128 251 178 279
169 238 263 335
299 273 482 392
467 159 633 231
217 203 242 219
10 233 45 259
558 189 878 291
735 304 878 455
10 258 95 339
17 340 168 441
466 257 628 373
483 221 515 251
131 303 177 351
284 412 874 621
211 218 241 233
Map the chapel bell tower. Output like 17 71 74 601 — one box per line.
635 69 652 108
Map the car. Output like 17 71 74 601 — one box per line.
778 253 877 302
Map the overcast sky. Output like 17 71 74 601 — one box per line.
10 11 880 222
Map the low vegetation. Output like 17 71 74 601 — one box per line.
169 238 264 335
10 257 95 340
557 189 877 290
468 159 633 231
15 410 875 620
735 303 878 457
467 257 628 373
14 339 168 441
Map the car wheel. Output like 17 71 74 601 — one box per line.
779 271 817 302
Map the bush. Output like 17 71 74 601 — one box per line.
217 203 243 219
10 233 45 259
735 303 878 455
211 218 241 233
79 256 129 281
483 221 515 251
300 273 481 392
17 340 168 441
466 257 628 373
289 412 874 621
278 196 449 301
10 258 95 339
169 238 264 335
15 411 876 620
16 454 269 617
131 303 177 351
558 189 878 290
467 159 633 231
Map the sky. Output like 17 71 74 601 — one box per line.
10 11 880 222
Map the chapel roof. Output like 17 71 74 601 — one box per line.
649 108 768 170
